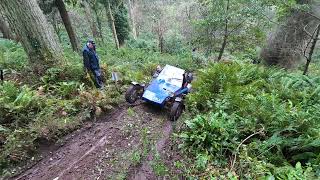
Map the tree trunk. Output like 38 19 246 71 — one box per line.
0 0 63 74
217 0 229 62
217 33 228 61
92 4 104 41
303 24 320 75
159 34 164 53
51 11 62 43
127 0 137 39
106 2 120 49
82 0 99 40
0 18 14 40
55 0 79 52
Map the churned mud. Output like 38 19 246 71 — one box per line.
11 102 179 180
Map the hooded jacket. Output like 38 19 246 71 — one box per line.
82 45 100 70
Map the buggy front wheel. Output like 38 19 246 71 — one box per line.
125 85 142 104
169 101 184 121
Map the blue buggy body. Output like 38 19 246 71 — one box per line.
125 65 193 121
142 65 188 107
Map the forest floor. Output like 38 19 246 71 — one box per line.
10 101 184 180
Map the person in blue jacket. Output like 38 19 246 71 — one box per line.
82 39 103 88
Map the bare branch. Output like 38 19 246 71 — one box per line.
230 127 265 171
227 18 247 35
304 23 320 57
303 23 320 40
303 23 320 75
307 12 320 21
303 24 313 37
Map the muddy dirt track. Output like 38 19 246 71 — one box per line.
11 103 176 180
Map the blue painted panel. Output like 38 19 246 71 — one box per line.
142 78 181 105
141 65 186 106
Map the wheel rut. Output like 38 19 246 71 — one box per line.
11 103 174 180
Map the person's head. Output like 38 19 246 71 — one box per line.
87 39 96 49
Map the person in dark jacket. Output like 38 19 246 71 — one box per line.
82 39 103 88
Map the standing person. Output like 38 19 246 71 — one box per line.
82 39 103 88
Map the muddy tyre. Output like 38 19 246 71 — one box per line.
169 102 184 121
125 85 141 104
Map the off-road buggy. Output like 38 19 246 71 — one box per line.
125 65 193 121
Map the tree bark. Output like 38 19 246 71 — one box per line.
0 0 63 74
55 0 79 52
303 24 320 75
92 5 104 41
82 0 99 40
0 18 14 40
51 11 62 43
127 0 137 39
217 33 228 61
217 0 229 62
159 33 164 53
106 1 120 49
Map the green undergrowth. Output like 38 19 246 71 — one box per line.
96 42 201 84
178 63 320 179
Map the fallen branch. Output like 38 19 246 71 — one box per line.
230 127 265 171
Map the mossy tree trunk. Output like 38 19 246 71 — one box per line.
0 17 14 40
92 3 104 41
106 1 120 49
0 0 63 74
127 0 137 40
159 31 164 53
217 0 229 62
82 0 99 40
55 0 80 52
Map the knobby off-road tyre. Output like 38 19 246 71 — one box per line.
169 101 184 121
125 85 142 104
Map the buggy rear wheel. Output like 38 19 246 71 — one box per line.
169 101 184 121
125 85 142 104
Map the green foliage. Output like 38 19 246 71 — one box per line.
113 4 130 46
1 129 37 164
130 150 142 166
127 107 135 117
127 33 158 52
151 151 169 177
194 0 270 56
0 40 28 71
180 113 237 164
0 81 42 125
102 45 199 74
261 0 310 20
41 68 82 99
56 81 81 99
272 162 316 180
163 33 189 55
180 63 320 178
